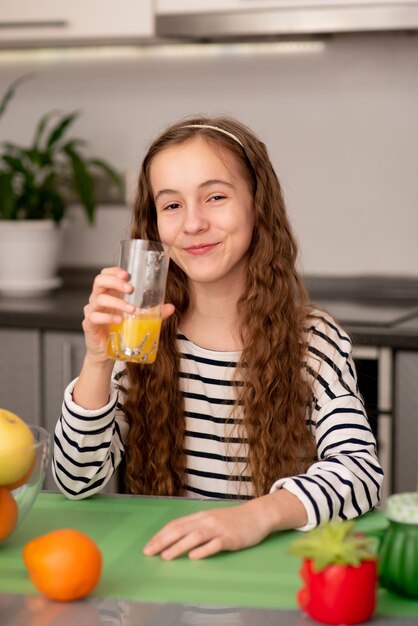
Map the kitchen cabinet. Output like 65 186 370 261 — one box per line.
352 345 393 505
42 331 87 490
156 0 418 38
42 330 119 493
157 0 326 11
0 324 118 492
157 0 298 11
0 0 154 48
0 328 41 426
156 0 418 12
394 351 418 493
43 330 86 435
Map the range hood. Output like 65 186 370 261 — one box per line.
156 1 418 40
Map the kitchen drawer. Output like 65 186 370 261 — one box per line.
0 0 154 48
0 328 41 426
394 351 418 493
42 330 119 494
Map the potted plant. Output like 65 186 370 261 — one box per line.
0 75 122 296
290 520 378 625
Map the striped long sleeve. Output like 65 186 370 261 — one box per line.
270 314 383 530
52 366 128 499
52 314 383 528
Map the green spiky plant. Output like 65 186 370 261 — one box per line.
0 75 122 224
290 520 377 570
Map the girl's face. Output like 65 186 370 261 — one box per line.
150 137 254 288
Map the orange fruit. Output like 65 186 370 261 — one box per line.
23 529 103 602
0 486 18 541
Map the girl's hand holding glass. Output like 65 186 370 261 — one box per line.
106 239 170 365
82 266 174 366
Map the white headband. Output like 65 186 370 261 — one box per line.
180 124 244 148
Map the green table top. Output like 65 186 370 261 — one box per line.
0 492 417 617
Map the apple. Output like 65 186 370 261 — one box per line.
0 408 35 486
6 456 36 490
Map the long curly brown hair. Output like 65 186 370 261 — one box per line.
123 116 317 498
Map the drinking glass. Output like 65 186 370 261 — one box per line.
107 239 168 364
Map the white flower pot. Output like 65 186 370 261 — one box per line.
0 220 63 297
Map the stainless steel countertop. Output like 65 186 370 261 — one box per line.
1 594 417 626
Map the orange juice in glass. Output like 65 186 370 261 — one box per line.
108 311 162 364
107 240 168 364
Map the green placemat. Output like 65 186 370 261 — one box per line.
0 493 417 617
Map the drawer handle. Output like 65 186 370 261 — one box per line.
0 21 68 29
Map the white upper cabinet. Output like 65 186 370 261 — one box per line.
157 0 418 10
156 0 418 37
0 0 155 48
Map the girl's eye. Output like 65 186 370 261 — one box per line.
162 202 180 211
209 195 225 202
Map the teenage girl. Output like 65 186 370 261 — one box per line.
53 117 383 560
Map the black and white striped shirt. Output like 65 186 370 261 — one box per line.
52 314 383 531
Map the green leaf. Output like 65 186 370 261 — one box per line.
64 145 96 223
0 74 35 125
289 520 377 570
32 109 61 150
2 154 29 175
42 171 58 187
40 187 66 224
0 172 17 219
46 111 79 150
25 147 46 168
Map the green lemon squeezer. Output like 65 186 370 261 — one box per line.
372 486 418 599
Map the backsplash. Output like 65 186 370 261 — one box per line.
1 33 417 276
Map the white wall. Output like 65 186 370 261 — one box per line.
1 33 417 276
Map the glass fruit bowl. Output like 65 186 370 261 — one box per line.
0 424 51 544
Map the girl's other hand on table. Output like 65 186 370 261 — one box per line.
143 499 273 560
143 490 307 560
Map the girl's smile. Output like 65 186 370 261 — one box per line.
183 242 220 255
